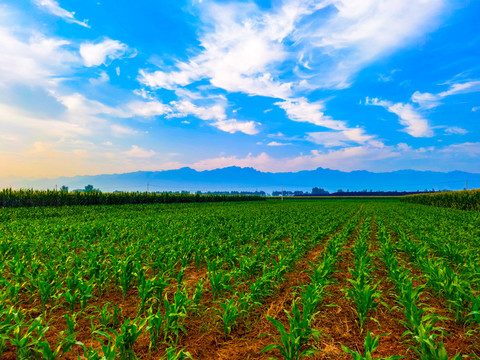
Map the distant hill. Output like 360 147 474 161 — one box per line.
1 167 479 193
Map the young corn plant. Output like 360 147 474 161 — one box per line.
298 283 324 326
10 313 49 360
36 314 83 360
93 302 123 330
137 275 156 314
216 297 243 338
344 219 381 330
92 331 118 360
163 286 192 344
345 278 382 329
119 257 135 301
78 279 95 310
38 278 58 310
262 299 320 360
95 316 147 360
403 317 461 360
341 330 403 360
116 317 148 360
152 275 170 309
208 270 232 299
192 279 204 312
160 347 194 360
147 306 163 351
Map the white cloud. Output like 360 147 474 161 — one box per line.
125 96 260 135
276 97 379 145
440 142 480 155
307 128 378 148
127 100 172 117
169 101 226 121
137 0 446 146
412 80 480 108
0 102 91 139
140 0 445 94
307 132 350 147
294 0 445 88
53 92 128 120
211 119 260 135
267 141 291 146
444 126 467 135
33 0 89 28
366 97 433 137
411 91 440 109
274 98 346 130
124 145 156 158
80 38 135 67
438 81 480 97
0 25 79 87
473 106 480 112
138 1 320 99
111 124 138 137
89 70 109 85
388 103 433 137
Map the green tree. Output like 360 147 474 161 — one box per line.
84 185 94 192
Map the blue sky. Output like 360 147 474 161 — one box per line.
1 0 479 178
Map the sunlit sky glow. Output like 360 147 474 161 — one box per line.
1 0 480 178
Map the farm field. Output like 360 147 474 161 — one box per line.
1 199 479 359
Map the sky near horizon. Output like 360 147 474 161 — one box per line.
1 0 480 178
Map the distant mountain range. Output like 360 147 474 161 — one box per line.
2 167 479 193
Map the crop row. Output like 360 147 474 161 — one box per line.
0 188 265 208
401 189 480 210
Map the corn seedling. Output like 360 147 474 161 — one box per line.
262 299 320 360
341 330 403 360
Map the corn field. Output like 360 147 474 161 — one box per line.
0 189 264 208
401 189 480 210
0 199 479 359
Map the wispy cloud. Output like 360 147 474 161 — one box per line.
123 145 156 158
140 0 444 94
0 23 79 87
33 0 89 28
293 0 445 88
412 80 480 108
444 126 467 135
138 0 443 145
307 129 377 148
366 97 433 137
274 98 346 130
267 141 291 146
127 100 172 117
169 101 226 121
111 125 138 137
212 119 260 135
276 98 379 146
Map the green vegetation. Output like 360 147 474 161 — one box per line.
0 199 479 358
401 189 480 210
0 188 264 208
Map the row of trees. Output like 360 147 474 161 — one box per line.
272 187 329 196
